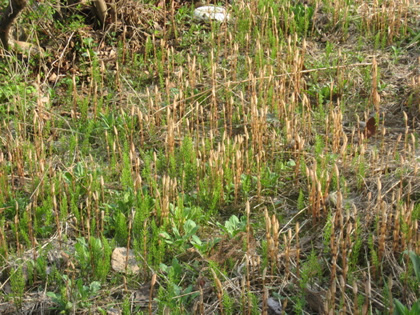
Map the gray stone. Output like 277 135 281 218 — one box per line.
267 297 282 315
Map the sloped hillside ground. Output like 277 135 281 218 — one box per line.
0 0 419 314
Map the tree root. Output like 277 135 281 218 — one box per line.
0 0 27 50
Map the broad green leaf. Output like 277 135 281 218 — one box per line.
410 299 420 314
394 299 408 315
184 219 198 236
406 251 420 282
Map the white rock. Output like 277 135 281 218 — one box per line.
193 6 231 23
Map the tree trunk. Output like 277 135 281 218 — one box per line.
0 0 27 50
93 0 108 26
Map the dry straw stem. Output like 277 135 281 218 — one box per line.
155 62 373 118
210 268 225 315
371 57 380 116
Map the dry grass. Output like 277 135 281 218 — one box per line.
0 0 419 314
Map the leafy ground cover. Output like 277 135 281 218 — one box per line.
0 0 419 313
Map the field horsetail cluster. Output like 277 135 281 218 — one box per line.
0 0 419 313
